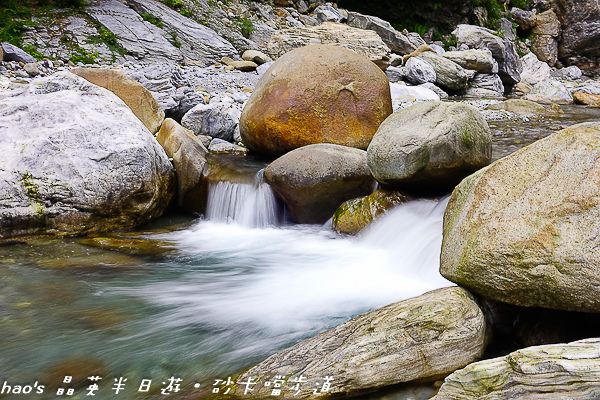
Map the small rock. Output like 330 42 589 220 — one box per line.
181 102 241 141
385 65 405 83
208 138 249 155
555 65 583 80
573 92 600 107
256 61 273 77
241 50 272 64
314 5 344 23
1 42 36 64
405 57 436 85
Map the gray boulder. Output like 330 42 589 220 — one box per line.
440 122 600 312
452 24 521 86
346 11 416 55
181 102 241 142
0 72 174 238
367 101 491 191
510 7 536 30
405 57 436 85
525 79 573 104
1 42 37 63
471 73 504 96
314 5 344 23
125 0 237 64
419 52 469 92
555 65 583 80
433 339 600 399
520 52 552 86
442 49 498 74
384 65 405 83
236 287 489 399
264 144 375 224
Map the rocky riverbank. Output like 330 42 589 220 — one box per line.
3 0 600 399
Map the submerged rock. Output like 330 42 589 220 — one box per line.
441 122 600 312
332 189 411 234
240 45 392 157
486 98 559 115
70 67 165 134
573 92 600 107
0 72 174 239
264 144 375 224
433 339 600 399
367 101 491 192
235 287 488 399
78 236 175 256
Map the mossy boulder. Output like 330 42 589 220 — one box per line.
332 189 411 234
433 338 600 399
233 287 488 399
367 101 491 193
441 122 600 312
264 143 375 224
239 45 392 157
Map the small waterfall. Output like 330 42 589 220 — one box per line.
205 169 280 228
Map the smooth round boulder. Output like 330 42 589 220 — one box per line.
367 101 491 192
264 143 376 224
0 72 174 239
441 122 600 312
239 45 392 156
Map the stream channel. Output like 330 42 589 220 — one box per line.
0 105 599 399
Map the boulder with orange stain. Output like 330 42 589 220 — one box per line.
239 45 392 157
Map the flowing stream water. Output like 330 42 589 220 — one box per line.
1 106 599 399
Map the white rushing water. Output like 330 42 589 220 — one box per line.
119 185 452 365
205 169 281 228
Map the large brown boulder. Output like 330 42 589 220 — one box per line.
239 45 392 157
263 144 376 224
70 68 164 134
